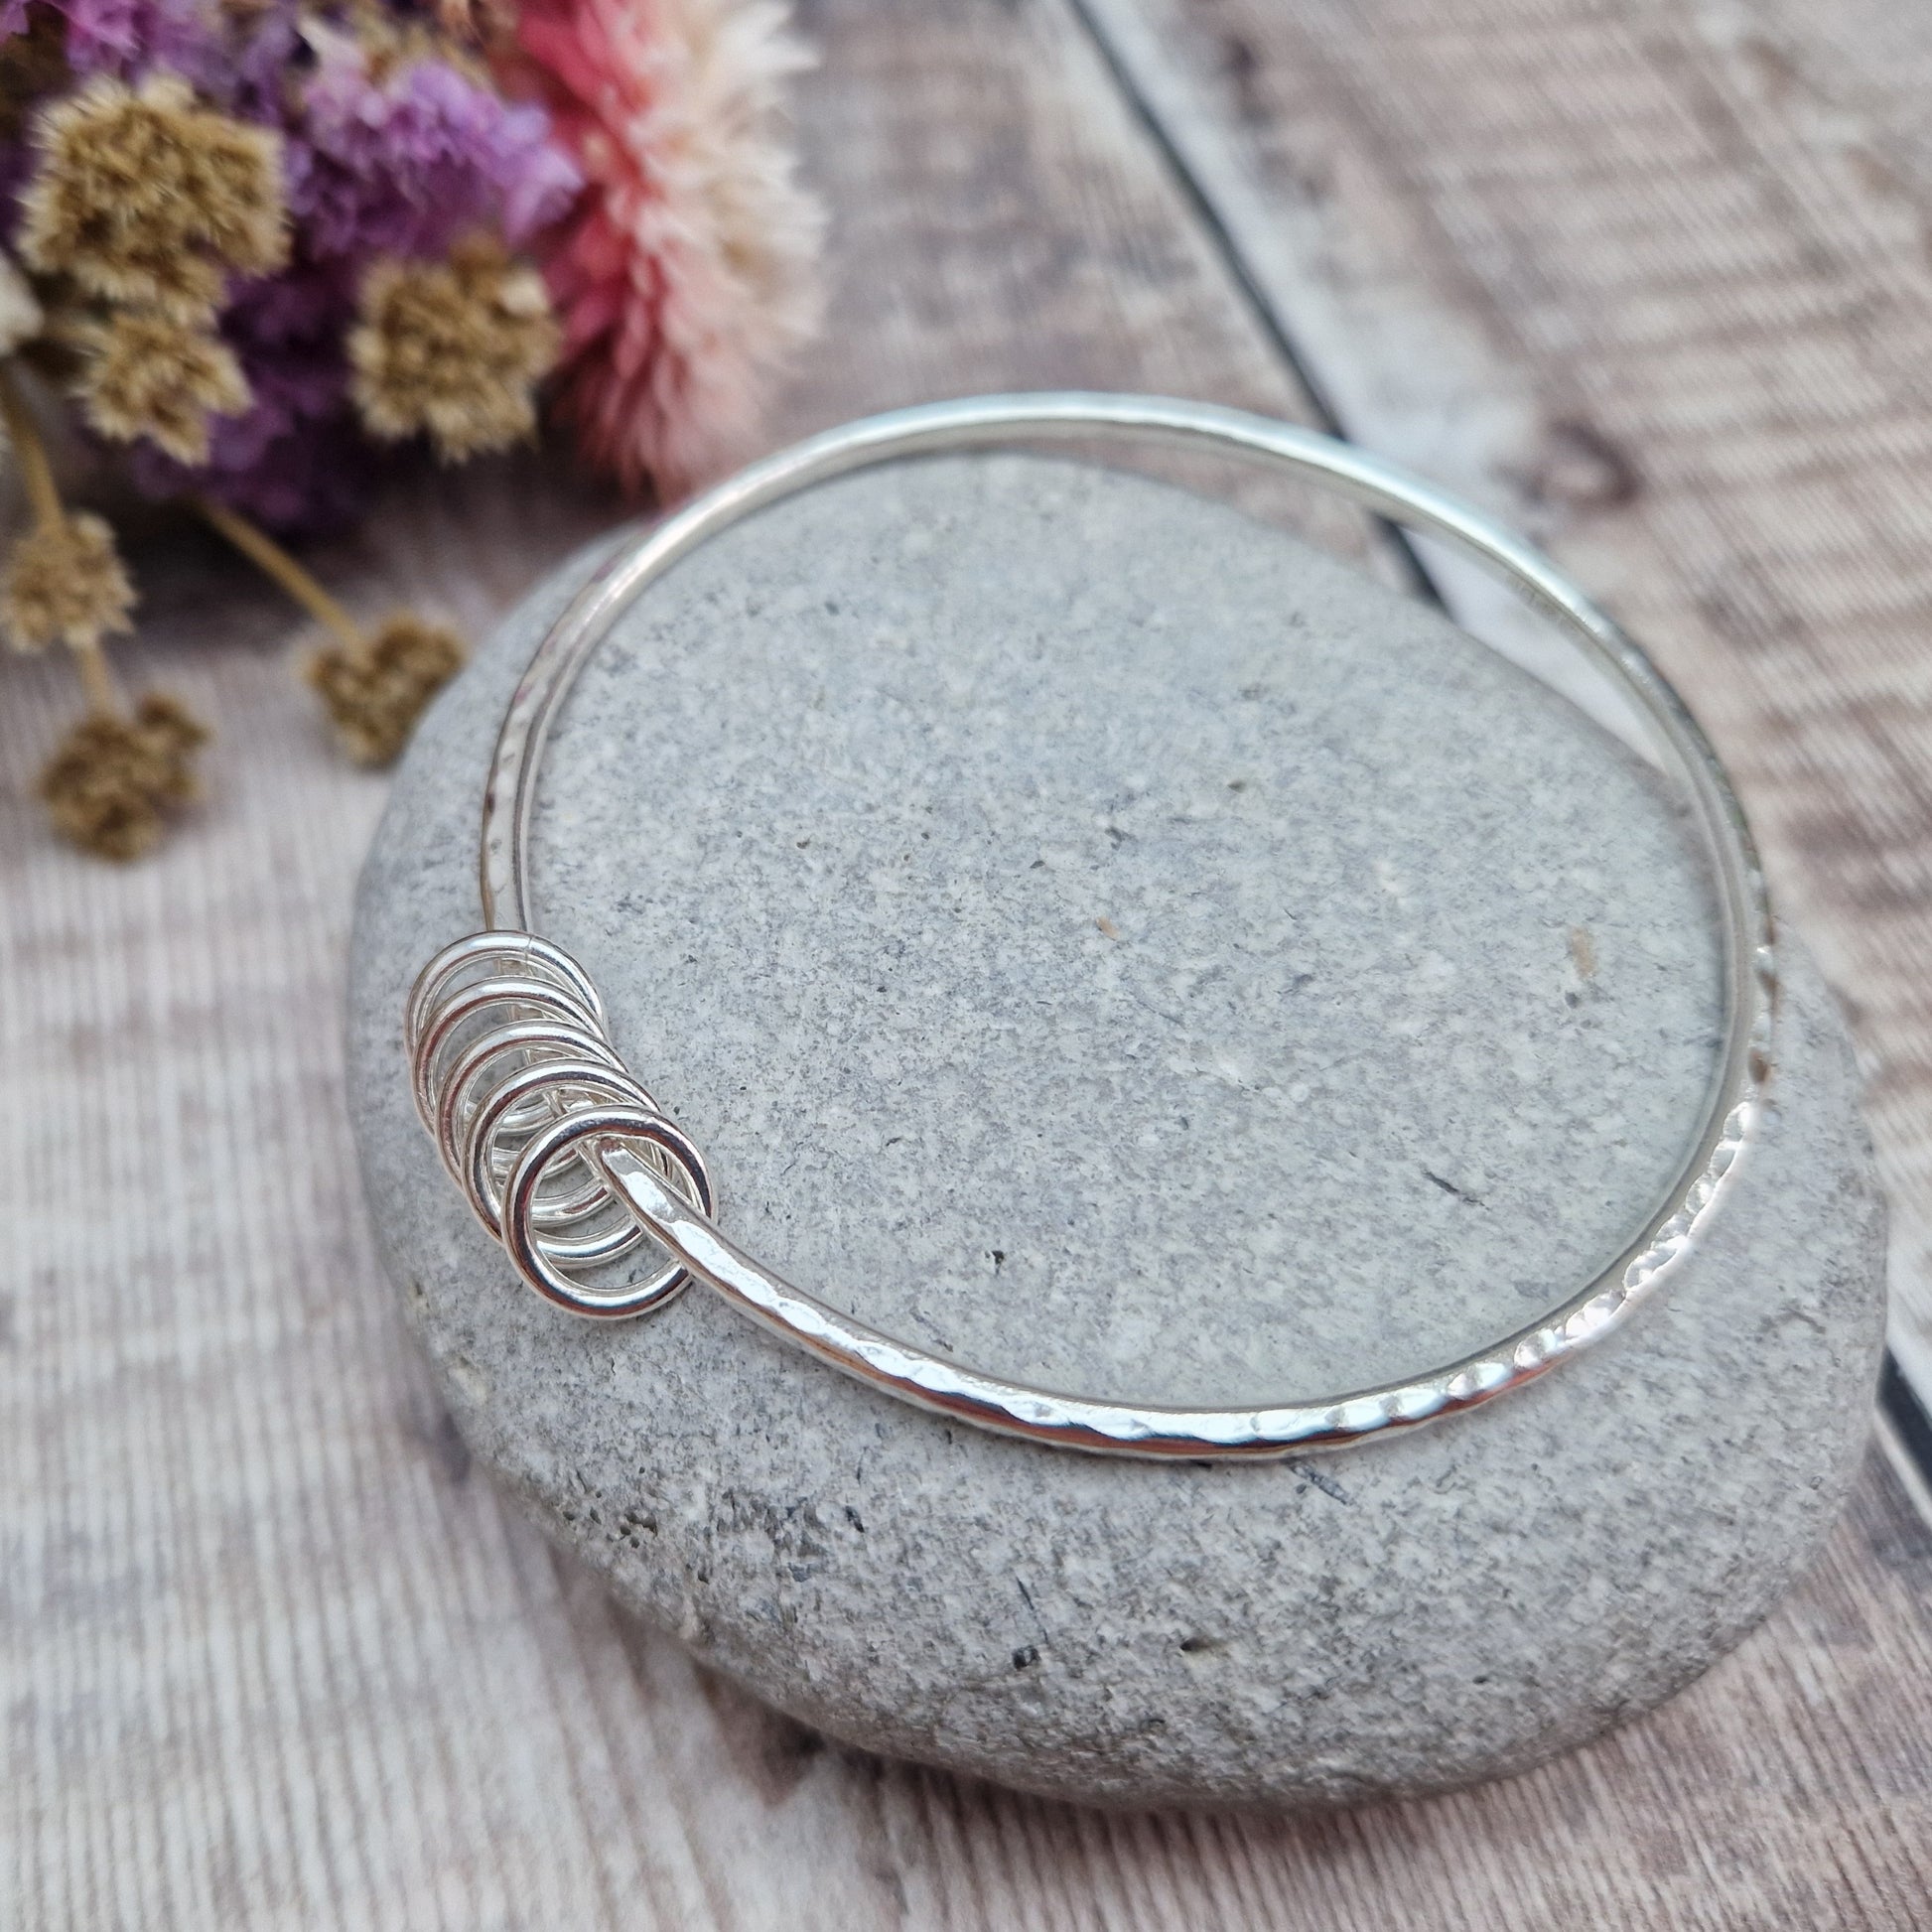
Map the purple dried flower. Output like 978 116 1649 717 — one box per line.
224 254 357 348
128 260 372 534
227 1 305 122
490 100 585 247
47 0 228 93
130 373 371 534
287 24 580 261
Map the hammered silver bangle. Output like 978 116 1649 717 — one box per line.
405 393 1774 1459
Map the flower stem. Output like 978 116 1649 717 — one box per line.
192 495 366 654
0 361 68 528
73 639 120 716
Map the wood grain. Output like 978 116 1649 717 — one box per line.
1080 0 1932 1403
4 0 1930 1925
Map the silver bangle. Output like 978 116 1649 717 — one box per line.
405 393 1774 1459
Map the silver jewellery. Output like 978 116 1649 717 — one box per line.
406 393 1775 1459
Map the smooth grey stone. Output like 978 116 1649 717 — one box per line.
347 454 1886 1809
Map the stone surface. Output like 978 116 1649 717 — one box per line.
347 454 1887 1809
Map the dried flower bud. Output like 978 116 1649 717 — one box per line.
75 310 251 464
184 112 290 276
306 614 464 765
20 74 288 320
0 510 136 654
349 235 559 462
39 691 207 861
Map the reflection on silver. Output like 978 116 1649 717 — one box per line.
406 394 1774 1458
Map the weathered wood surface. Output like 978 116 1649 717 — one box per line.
1084 0 1932 1404
5 0 1932 1925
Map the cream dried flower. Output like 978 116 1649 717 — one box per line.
19 74 287 320
39 692 207 861
305 614 465 764
0 510 136 654
349 235 560 461
75 310 251 464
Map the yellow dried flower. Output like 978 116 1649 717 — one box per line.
19 74 287 320
0 510 136 653
349 235 559 462
39 691 207 861
75 309 250 463
306 615 465 764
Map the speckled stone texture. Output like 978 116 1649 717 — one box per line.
347 455 1887 1809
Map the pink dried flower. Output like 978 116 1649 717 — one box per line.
506 0 823 497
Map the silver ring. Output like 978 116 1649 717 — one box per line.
436 1022 624 1183
460 1055 651 1250
412 976 604 1134
409 393 1774 1458
406 929 606 1056
502 1105 714 1317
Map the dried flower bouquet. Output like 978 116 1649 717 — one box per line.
0 0 820 856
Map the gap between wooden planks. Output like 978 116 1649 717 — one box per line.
4 0 1931 1925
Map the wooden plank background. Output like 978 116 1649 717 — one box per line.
5 0 1932 1924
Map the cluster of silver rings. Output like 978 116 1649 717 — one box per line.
406 930 712 1318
